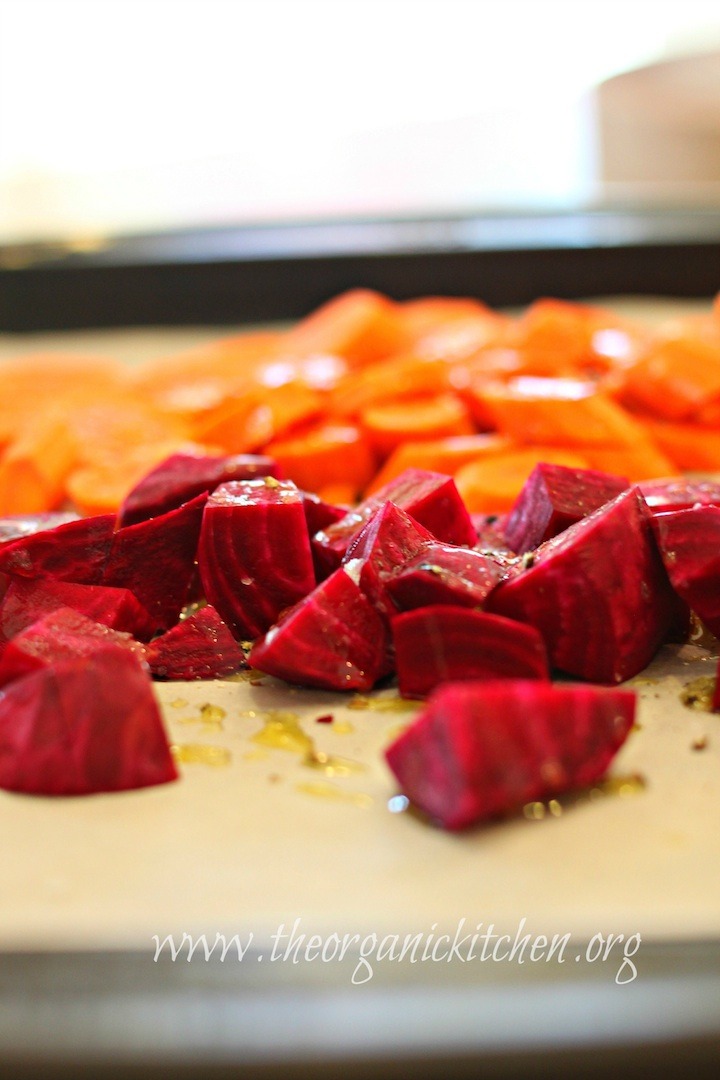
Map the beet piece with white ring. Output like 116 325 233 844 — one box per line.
393 606 549 698
198 478 316 641
312 468 477 578
386 540 511 612
0 648 177 796
502 462 629 555
385 679 636 830
147 605 247 680
118 450 283 526
487 487 679 684
0 607 148 688
249 568 389 692
101 493 207 632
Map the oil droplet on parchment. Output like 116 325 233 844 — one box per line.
522 773 646 820
348 693 419 713
171 743 232 767
249 709 365 776
296 781 373 808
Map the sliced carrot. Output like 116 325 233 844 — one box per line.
264 423 377 498
641 418 720 472
315 482 359 508
616 335 720 421
63 398 191 468
360 393 475 458
131 330 284 400
453 448 590 514
509 297 648 379
400 296 512 361
580 441 678 482
0 408 79 514
0 354 128 449
475 376 649 448
364 433 514 496
282 289 407 366
191 382 323 453
328 354 453 419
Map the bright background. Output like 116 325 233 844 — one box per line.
1 0 720 243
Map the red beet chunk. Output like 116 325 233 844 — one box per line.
0 512 79 546
487 488 679 683
0 648 177 796
0 514 115 583
386 541 510 612
640 477 720 514
651 507 720 637
249 568 389 691
0 607 148 688
342 502 434 617
101 493 207 632
198 478 316 640
312 468 476 577
301 490 349 535
393 606 549 698
385 679 636 830
147 605 247 680
472 513 516 557
118 450 283 526
0 578 157 649
502 463 629 555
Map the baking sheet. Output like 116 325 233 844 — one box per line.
1 297 719 1072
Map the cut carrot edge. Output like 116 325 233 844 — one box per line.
0 292 718 518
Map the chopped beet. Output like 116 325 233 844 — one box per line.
0 648 177 796
0 578 157 649
639 477 720 514
0 512 80 546
502 463 629 555
0 607 148 687
147 605 247 680
393 606 549 698
101 493 207 631
472 513 517 557
0 514 115 583
342 502 434 618
198 478 316 640
385 679 636 830
249 568 389 691
312 468 476 577
651 507 720 637
118 451 283 526
386 541 510 612
487 488 679 683
301 490 349 535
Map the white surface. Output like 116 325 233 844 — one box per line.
0 641 718 954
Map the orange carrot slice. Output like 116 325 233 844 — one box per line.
360 393 475 458
265 423 377 498
0 408 79 514
475 376 649 448
617 335 720 421
364 433 514 496
282 289 407 366
191 382 323 453
641 419 720 472
328 354 453 419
